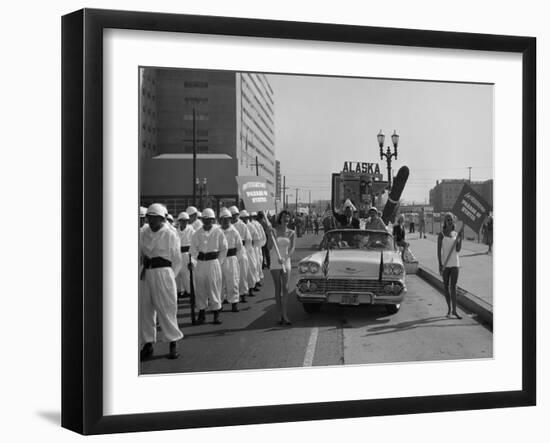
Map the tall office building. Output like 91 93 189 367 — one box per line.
139 68 276 216
429 179 493 212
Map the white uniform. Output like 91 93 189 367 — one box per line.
233 219 251 294
244 221 260 286
176 224 195 294
191 226 228 311
192 219 203 231
139 223 184 344
251 220 266 281
221 225 242 304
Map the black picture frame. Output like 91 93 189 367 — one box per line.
61 8 536 435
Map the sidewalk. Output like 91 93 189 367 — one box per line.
407 233 493 305
408 232 493 327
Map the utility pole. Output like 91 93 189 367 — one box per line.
282 176 290 209
183 108 207 206
252 155 263 176
308 190 311 214
295 188 299 213
468 166 472 183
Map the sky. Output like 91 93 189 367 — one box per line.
267 74 494 205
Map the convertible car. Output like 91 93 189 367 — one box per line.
296 229 407 314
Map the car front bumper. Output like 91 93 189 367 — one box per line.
296 288 406 306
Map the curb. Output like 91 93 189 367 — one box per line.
416 266 493 329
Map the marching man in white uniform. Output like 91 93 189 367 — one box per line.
240 210 259 298
139 206 147 228
230 206 251 303
176 211 195 298
139 203 183 361
190 208 228 325
186 206 203 231
250 211 267 285
219 208 243 312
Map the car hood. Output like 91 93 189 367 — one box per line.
302 249 403 279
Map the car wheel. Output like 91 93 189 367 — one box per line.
385 304 401 315
303 303 322 313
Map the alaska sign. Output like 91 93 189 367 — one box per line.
342 162 381 174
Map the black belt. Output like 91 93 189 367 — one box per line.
180 245 190 253
197 251 219 261
140 256 172 280
242 241 245 246
227 248 237 257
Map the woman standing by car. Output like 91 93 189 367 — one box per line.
437 213 463 319
267 210 295 325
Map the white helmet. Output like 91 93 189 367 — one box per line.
343 199 357 211
166 213 174 222
177 211 190 221
229 206 240 215
219 207 232 218
146 203 167 217
202 208 215 219
197 211 203 219
239 210 249 218
139 206 147 217
186 206 198 216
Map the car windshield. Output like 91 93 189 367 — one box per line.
320 230 395 251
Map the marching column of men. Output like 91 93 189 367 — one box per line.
139 203 272 362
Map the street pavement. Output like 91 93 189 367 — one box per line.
406 232 493 306
140 232 492 375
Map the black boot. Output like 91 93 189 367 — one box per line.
232 303 239 313
213 310 222 325
167 341 179 359
140 343 153 361
197 309 206 325
248 288 256 297
240 294 247 303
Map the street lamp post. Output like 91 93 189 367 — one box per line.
378 129 400 190
196 177 208 209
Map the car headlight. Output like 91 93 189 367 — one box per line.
392 264 404 275
298 280 320 292
309 263 320 274
299 262 320 274
384 263 404 276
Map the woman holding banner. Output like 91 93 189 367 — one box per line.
437 213 463 319
267 210 295 326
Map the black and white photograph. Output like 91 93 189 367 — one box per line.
138 67 494 374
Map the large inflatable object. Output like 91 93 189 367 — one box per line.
382 165 409 224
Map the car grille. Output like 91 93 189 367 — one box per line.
298 278 403 294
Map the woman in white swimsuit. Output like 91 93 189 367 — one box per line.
267 210 295 325
437 212 463 319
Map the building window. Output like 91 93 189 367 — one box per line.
183 113 209 121
184 97 209 104
184 129 209 137
184 80 209 88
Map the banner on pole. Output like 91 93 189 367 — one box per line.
236 176 275 212
451 183 492 232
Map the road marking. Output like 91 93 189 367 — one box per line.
303 327 319 367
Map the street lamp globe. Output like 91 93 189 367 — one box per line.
377 130 385 148
391 130 400 148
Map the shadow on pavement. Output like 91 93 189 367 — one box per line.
363 315 473 337
170 290 399 341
